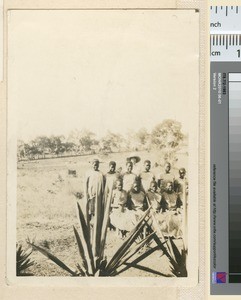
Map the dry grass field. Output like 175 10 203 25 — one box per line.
17 150 188 277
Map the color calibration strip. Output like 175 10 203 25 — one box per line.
210 6 241 295
229 73 241 283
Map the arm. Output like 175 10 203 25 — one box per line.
85 175 90 200
157 178 161 189
176 195 183 212
143 193 148 211
173 179 179 193
160 195 168 213
127 192 133 210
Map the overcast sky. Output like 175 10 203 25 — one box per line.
8 10 199 141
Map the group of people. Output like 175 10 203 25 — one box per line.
85 154 188 239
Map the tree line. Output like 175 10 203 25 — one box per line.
17 119 187 161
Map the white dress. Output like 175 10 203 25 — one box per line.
109 189 135 231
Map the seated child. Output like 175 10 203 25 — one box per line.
160 181 183 239
109 180 133 238
128 180 147 212
128 180 148 238
146 180 161 212
160 181 182 212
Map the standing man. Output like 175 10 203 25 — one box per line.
127 154 141 176
85 158 105 220
122 161 137 193
139 160 155 192
158 162 175 193
104 161 119 194
174 168 188 203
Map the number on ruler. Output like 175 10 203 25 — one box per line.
238 49 241 58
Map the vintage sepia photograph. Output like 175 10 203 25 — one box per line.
7 9 199 283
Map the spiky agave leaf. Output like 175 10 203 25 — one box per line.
16 244 34 276
28 242 78 276
76 263 86 276
166 237 176 261
92 182 104 260
99 185 113 260
73 226 89 275
143 206 186 276
167 237 182 263
110 232 156 275
76 202 95 274
113 245 160 276
105 208 151 273
145 196 166 242
168 238 187 277
148 230 180 276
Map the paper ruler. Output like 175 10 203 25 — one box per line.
210 6 241 295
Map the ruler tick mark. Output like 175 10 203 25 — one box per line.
210 7 241 61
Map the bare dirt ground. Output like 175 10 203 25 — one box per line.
17 150 187 277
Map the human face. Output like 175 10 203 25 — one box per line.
179 169 186 179
144 162 151 172
126 162 133 173
116 181 122 191
150 182 157 192
165 163 171 173
133 182 139 192
166 182 173 192
131 157 137 165
109 164 116 173
92 161 99 171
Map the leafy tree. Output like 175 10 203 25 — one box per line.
151 120 184 150
24 142 43 159
78 129 98 152
48 135 65 155
63 142 75 153
99 131 124 153
136 128 149 146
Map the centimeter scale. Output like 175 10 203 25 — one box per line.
210 6 241 295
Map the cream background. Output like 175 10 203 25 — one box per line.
9 10 195 141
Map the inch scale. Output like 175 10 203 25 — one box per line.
210 6 241 61
210 6 241 296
